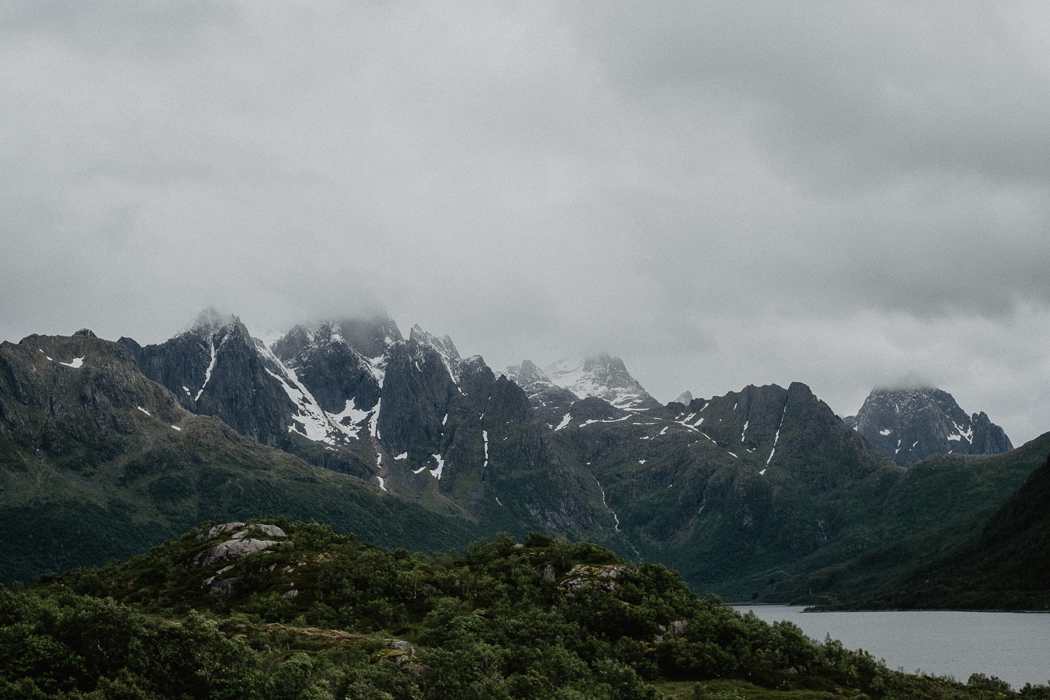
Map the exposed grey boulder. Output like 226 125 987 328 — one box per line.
194 538 279 568
195 522 246 544
535 564 556 585
231 523 286 539
388 639 415 655
195 522 286 544
668 618 689 635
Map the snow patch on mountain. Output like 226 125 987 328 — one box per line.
540 353 658 411
368 399 381 440
766 406 786 466
256 340 369 445
195 337 219 401
430 453 445 480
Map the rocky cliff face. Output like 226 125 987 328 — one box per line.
120 309 294 447
0 331 184 470
846 387 1013 467
682 382 890 489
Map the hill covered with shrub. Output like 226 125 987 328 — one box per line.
3 520 1046 699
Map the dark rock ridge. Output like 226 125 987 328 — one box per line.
119 308 294 447
682 382 890 489
0 332 184 463
845 387 1012 467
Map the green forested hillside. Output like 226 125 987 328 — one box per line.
838 449 1050 610
3 520 1046 699
747 434 1050 607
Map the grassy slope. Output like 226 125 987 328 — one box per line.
0 411 494 583
748 433 1050 606
851 446 1050 610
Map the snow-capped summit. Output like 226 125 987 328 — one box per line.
846 386 1013 467
504 360 580 423
262 317 393 446
544 353 660 412
506 353 660 416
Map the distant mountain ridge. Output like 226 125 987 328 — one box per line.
845 387 1012 467
2 307 1042 611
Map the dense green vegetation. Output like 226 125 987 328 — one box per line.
2 520 1047 699
835 450 1050 610
746 434 1050 608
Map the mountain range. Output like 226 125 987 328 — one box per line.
1 308 1041 609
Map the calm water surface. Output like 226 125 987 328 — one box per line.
734 606 1050 690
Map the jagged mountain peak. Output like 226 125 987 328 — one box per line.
270 313 403 361
850 386 1012 467
408 325 459 360
407 325 464 385
506 359 550 386
503 360 579 424
330 314 403 358
187 307 240 336
544 353 659 412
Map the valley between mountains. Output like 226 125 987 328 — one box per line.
1 309 1046 609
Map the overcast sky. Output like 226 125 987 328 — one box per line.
3 2 1050 443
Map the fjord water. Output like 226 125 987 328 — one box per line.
735 606 1050 690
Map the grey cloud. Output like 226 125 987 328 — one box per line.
2 1 1049 445
577 2 1050 187
0 1 239 59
